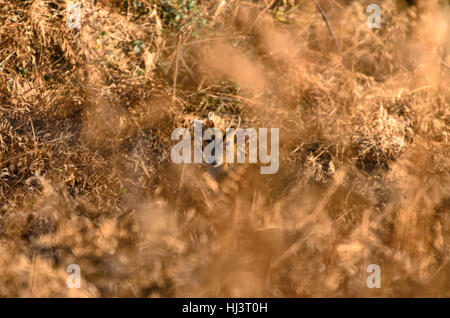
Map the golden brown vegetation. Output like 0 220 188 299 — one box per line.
0 0 448 297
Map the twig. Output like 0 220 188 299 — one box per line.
29 118 37 145
164 35 254 49
248 0 276 32
172 35 181 108
441 62 450 71
314 0 341 55
0 52 15 67
408 85 433 95
206 93 262 106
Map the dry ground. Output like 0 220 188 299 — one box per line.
0 0 449 297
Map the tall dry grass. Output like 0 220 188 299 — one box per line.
0 0 448 297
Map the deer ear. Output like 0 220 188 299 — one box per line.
230 116 241 130
236 116 241 129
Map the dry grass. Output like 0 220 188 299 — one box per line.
0 0 448 297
